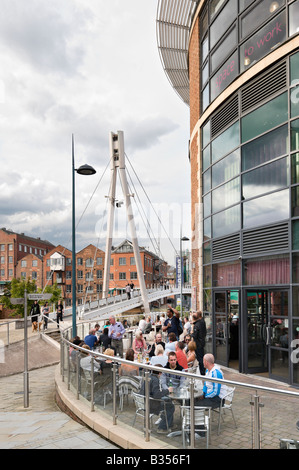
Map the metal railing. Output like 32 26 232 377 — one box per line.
59 321 299 449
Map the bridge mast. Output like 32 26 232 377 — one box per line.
102 131 150 315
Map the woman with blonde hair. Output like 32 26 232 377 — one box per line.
132 330 147 355
187 340 199 368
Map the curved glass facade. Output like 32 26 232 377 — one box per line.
200 0 299 111
202 49 299 384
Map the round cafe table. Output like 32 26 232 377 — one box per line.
166 382 203 438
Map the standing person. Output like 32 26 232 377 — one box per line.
42 302 50 330
125 284 131 299
30 300 40 332
56 300 64 328
108 315 125 356
162 305 182 340
191 311 207 375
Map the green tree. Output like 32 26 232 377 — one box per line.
37 282 61 306
1 277 37 317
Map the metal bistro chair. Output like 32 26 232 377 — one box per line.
118 376 142 411
132 392 170 432
212 386 237 435
181 406 210 449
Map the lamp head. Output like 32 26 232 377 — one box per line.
76 164 96 176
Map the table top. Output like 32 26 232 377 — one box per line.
169 383 203 401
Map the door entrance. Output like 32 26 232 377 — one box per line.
246 290 289 381
214 290 240 369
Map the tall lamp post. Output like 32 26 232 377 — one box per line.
180 233 189 316
72 134 96 337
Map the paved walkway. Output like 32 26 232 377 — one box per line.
0 320 118 450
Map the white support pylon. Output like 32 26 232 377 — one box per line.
102 131 150 315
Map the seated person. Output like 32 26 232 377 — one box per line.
161 351 185 390
119 348 140 376
148 333 165 358
195 353 225 409
94 348 115 406
143 316 152 335
138 316 146 333
84 329 98 350
140 364 175 434
99 327 111 351
164 332 177 355
80 345 102 373
186 340 198 368
132 330 147 355
150 344 168 367
175 341 188 370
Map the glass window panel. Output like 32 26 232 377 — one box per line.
290 51 299 85
212 121 239 163
242 157 289 200
203 168 211 194
289 0 299 36
240 11 287 73
201 8 209 38
213 261 241 287
202 83 210 111
211 26 237 73
212 204 240 238
211 51 239 101
292 318 299 385
270 291 288 317
204 265 212 287
292 220 299 250
210 0 238 49
292 253 299 283
210 0 227 19
241 92 288 143
212 177 240 212
245 255 290 285
243 189 289 229
242 124 288 171
241 0 285 39
203 145 211 170
292 291 299 317
291 152 299 184
204 192 211 218
202 35 209 64
203 241 212 264
291 119 299 151
212 149 240 188
202 61 209 86
202 121 211 148
291 85 299 118
204 217 211 239
203 290 212 313
239 0 255 13
291 185 299 217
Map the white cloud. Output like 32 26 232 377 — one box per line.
0 0 191 264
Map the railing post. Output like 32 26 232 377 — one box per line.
7 322 10 347
112 362 118 425
145 370 150 441
190 378 195 449
91 357 95 412
76 351 80 400
67 344 71 390
61 340 65 382
250 390 264 449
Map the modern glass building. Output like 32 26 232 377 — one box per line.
157 0 299 385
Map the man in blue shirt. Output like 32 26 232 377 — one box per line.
84 329 99 350
162 305 181 340
196 354 225 409
108 315 125 356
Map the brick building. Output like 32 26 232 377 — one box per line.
43 245 73 306
76 244 105 306
0 227 54 290
15 253 44 289
109 240 168 294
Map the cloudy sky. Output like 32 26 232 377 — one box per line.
0 0 191 265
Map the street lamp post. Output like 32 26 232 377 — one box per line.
180 231 189 316
72 134 96 337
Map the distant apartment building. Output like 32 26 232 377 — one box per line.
15 253 44 289
76 244 105 306
0 227 54 291
43 245 73 306
109 240 168 294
